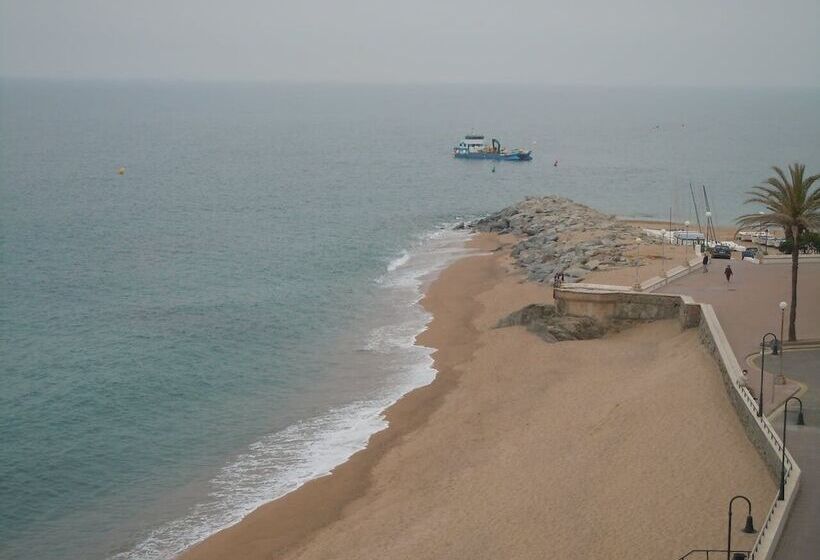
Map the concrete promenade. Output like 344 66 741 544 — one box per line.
659 258 820 558
658 259 820 413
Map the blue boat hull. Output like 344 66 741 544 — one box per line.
454 151 532 161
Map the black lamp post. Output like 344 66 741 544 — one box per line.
727 495 757 560
758 333 778 417
779 396 805 500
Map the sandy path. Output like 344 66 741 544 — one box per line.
181 234 774 560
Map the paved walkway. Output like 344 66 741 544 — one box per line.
658 259 820 413
758 348 820 560
658 259 820 558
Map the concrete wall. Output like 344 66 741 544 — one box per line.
695 307 781 478
553 289 700 328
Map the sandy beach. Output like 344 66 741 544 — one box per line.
181 229 775 560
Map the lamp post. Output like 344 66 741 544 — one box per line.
779 396 805 500
660 229 667 282
633 237 642 291
727 495 757 560
705 210 712 247
758 333 778 417
777 301 788 384
683 220 691 266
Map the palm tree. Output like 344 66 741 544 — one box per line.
737 163 820 341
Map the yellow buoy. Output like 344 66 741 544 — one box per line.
117 166 126 176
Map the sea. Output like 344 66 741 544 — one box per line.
1 80 818 560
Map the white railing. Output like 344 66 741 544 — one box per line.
693 305 801 560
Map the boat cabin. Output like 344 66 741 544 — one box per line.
457 135 486 152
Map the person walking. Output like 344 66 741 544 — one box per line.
702 253 709 273
724 263 733 283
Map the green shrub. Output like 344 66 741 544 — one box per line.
779 230 820 254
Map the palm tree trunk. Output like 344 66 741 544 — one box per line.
789 225 799 341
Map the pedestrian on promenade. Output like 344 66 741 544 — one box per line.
724 264 733 282
702 253 709 273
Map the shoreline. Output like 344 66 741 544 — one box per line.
179 233 513 559
180 219 774 559
169 198 754 559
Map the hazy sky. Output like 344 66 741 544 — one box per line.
1 0 819 86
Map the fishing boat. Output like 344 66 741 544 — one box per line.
453 135 532 161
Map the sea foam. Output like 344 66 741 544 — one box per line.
115 227 473 559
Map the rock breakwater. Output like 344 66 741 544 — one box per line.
472 195 656 284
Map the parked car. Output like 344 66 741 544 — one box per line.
741 247 759 260
711 245 733 259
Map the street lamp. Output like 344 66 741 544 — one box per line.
683 220 691 266
660 229 667 281
633 237 642 291
705 211 712 247
727 495 757 560
777 301 788 384
758 332 778 417
779 396 805 500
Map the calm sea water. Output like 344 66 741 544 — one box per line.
1 81 818 559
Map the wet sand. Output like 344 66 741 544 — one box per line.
181 233 774 560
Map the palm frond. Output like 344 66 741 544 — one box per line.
739 162 819 231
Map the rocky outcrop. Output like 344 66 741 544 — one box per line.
495 304 606 342
496 303 637 343
471 195 656 284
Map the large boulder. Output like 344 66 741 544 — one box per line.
495 304 606 342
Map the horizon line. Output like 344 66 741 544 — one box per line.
1 75 819 90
